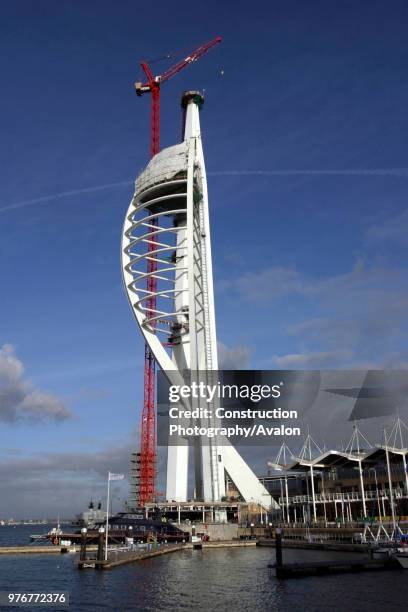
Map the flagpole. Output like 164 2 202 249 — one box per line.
105 472 110 561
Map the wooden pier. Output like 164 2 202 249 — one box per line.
0 545 96 555
269 528 402 579
257 538 371 553
79 543 187 570
269 556 400 578
0 546 63 555
78 539 257 570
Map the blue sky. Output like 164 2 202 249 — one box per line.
0 0 407 516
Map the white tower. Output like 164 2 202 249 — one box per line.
122 92 275 509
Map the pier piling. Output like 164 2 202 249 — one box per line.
78 528 88 569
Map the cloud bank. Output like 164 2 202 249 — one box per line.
220 256 408 369
0 443 131 518
0 344 71 423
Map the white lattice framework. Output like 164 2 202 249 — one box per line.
122 93 275 509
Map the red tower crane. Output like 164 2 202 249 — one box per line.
133 36 222 507
135 35 222 157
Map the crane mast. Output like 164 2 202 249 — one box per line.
133 36 222 507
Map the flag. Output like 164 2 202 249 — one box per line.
108 472 124 481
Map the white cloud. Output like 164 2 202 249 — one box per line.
221 258 408 306
272 350 353 369
219 266 303 301
0 344 71 423
220 258 408 368
217 341 252 369
365 209 408 246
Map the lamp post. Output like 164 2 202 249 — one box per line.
127 525 134 548
80 527 87 563
97 527 105 563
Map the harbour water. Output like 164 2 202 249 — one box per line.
0 525 54 547
0 526 407 611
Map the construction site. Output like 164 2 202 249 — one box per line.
122 35 274 518
119 36 408 547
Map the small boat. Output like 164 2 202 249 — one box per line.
29 534 47 542
30 521 63 544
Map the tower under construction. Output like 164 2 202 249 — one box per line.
122 91 276 510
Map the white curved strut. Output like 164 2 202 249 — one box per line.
122 94 275 510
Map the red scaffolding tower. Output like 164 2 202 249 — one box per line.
134 36 222 506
